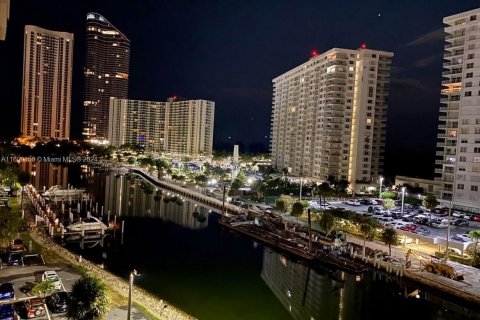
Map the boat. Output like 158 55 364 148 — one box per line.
42 185 85 198
66 217 107 232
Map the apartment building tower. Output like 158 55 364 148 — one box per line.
83 12 130 141
0 0 9 40
270 47 393 192
436 8 480 212
108 97 215 156
21 25 73 140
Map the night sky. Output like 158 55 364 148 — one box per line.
0 0 478 180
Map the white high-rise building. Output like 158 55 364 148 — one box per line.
21 25 74 140
270 47 393 193
436 8 480 213
108 97 215 156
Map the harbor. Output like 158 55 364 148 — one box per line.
18 164 480 319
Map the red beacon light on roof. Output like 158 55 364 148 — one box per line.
360 43 367 49
310 49 319 58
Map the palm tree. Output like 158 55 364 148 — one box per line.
360 218 379 257
17 171 30 212
422 194 439 223
468 230 480 266
317 212 336 237
67 275 110 320
31 280 55 298
381 227 398 256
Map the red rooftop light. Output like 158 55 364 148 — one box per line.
360 43 367 49
310 49 319 57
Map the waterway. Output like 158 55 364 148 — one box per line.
24 163 480 320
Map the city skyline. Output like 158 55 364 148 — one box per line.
1 1 480 179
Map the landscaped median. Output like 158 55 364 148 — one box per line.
29 229 196 320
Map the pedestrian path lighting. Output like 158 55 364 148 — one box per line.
401 187 406 214
128 269 140 320
379 177 384 198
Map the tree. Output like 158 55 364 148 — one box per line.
31 280 55 298
383 198 395 210
17 171 30 211
317 212 336 237
423 194 438 223
381 227 398 256
0 207 22 247
360 218 380 257
275 199 287 212
291 201 305 217
380 191 396 200
67 275 110 320
468 230 480 267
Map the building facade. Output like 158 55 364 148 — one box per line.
0 0 9 40
270 47 393 193
21 25 73 140
83 12 130 141
436 8 480 213
108 97 215 156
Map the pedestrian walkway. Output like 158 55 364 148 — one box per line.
107 307 151 320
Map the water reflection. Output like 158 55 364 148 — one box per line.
261 248 358 320
19 160 68 191
102 174 209 229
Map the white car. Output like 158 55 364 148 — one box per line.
345 200 361 206
431 222 449 229
42 271 63 291
451 233 473 242
452 211 463 218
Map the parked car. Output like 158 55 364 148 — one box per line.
451 233 473 242
399 224 418 232
452 219 469 228
413 226 431 236
42 271 62 291
445 247 471 258
0 304 15 320
345 200 361 206
9 239 25 252
470 215 480 222
452 211 464 218
359 199 371 205
7 253 22 266
24 298 46 318
431 221 449 229
0 283 14 300
46 291 68 313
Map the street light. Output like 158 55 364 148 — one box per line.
128 269 140 320
379 177 384 199
401 187 405 214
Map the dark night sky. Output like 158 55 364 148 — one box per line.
0 0 479 179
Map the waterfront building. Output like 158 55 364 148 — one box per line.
108 97 215 156
83 12 130 142
270 47 393 193
0 0 9 40
435 8 480 213
21 25 73 140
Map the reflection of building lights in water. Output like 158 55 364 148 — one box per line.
287 290 291 298
415 294 420 299
355 275 362 282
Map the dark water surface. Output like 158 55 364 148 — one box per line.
29 164 480 320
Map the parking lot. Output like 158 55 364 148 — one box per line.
327 200 480 240
0 264 82 320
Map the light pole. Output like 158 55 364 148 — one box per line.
127 269 140 320
299 177 303 201
401 187 405 214
445 199 453 260
379 177 384 199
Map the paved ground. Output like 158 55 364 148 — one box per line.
0 265 151 320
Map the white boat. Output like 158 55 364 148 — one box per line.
42 185 85 198
66 216 107 232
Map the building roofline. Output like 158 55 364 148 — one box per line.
24 25 74 39
443 7 480 23
86 12 129 42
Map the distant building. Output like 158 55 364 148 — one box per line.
394 176 442 197
270 47 393 193
19 160 68 191
108 97 215 156
21 25 73 140
83 12 130 141
435 8 480 213
0 0 9 40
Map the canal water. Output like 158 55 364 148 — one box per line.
27 163 480 320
